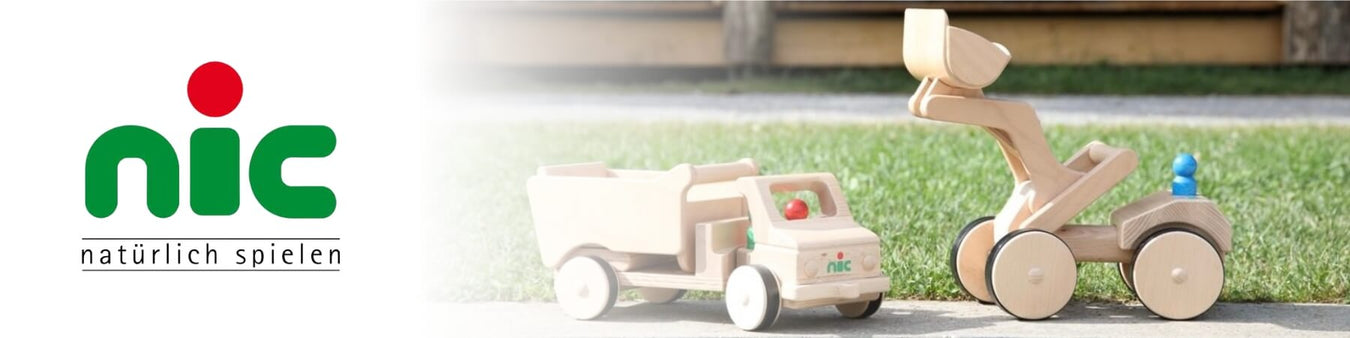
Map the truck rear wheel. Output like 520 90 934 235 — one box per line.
725 265 780 331
554 256 618 320
835 293 884 319
637 288 686 304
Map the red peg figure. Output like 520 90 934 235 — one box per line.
784 198 809 220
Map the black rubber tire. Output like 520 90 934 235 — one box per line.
1117 262 1138 298
726 265 781 331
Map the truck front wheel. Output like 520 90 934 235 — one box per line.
835 293 884 319
724 265 781 331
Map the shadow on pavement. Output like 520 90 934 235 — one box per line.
604 300 999 336
601 300 1350 335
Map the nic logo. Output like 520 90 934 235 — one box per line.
827 251 852 274
85 62 336 219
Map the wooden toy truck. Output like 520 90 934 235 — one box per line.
904 9 1233 320
526 159 889 330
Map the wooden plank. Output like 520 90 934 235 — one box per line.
694 219 748 279
1018 141 1138 233
959 15 1283 65
775 18 905 66
775 15 1282 66
460 15 724 67
453 1 1283 15
1056 225 1131 263
776 1 1283 14
456 1 722 15
616 267 724 291
452 11 1282 67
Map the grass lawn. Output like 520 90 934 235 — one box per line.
431 121 1350 304
503 65 1350 95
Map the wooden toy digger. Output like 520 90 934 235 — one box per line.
903 9 1233 320
526 159 889 330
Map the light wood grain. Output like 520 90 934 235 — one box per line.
528 159 757 271
946 26 1010 88
902 9 1010 89
617 265 724 291
918 93 1082 203
1132 231 1224 320
953 218 995 303
988 231 1077 320
902 9 950 85
569 248 672 272
1019 141 1139 233
1113 191 1233 253
695 218 749 279
1056 225 1132 263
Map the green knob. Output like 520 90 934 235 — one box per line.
746 227 755 250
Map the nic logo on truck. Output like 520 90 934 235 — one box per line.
85 61 337 219
827 252 852 274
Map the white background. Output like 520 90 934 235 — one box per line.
0 1 433 336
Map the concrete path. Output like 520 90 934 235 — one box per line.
448 93 1350 125
433 300 1350 337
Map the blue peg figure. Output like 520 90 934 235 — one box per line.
1172 153 1198 198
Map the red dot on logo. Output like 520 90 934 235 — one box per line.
187 61 243 117
836 252 844 260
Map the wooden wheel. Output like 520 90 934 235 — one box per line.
637 288 686 304
724 265 781 331
1133 230 1223 320
1118 262 1136 294
553 256 618 320
986 229 1077 320
950 216 996 304
835 293 884 319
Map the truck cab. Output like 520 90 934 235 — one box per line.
735 174 890 310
